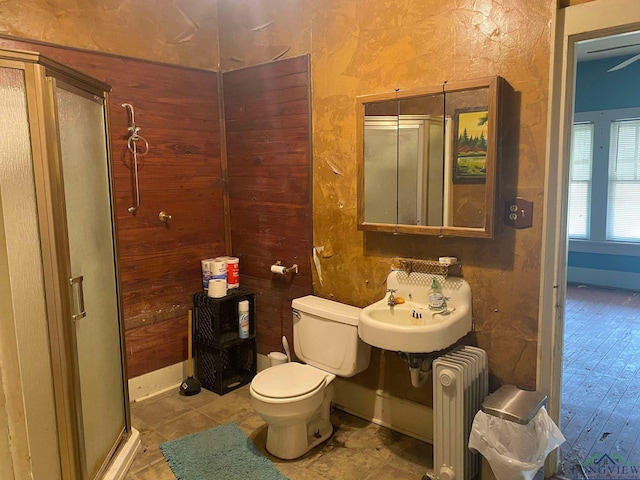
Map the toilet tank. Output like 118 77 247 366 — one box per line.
292 296 371 377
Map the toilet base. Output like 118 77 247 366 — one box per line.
265 415 333 460
263 386 334 460
266 416 333 460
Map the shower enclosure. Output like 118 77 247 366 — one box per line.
0 48 136 479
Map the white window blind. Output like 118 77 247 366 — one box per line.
608 119 640 242
568 122 593 239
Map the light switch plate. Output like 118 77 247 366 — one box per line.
505 197 533 229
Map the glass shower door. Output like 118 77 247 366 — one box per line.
54 82 126 478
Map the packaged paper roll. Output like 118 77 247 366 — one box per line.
226 257 239 289
201 258 215 291
212 258 227 280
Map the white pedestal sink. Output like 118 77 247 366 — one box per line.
358 270 472 353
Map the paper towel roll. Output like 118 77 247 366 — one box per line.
271 264 287 275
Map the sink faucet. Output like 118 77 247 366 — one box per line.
387 289 397 307
439 296 449 314
433 296 456 316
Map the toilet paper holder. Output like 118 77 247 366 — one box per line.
272 261 298 275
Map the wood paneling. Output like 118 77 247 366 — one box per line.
224 56 313 355
124 315 186 378
2 39 313 374
0 37 225 377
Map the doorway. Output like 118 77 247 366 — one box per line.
559 29 640 476
540 1 640 477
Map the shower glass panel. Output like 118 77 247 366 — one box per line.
55 84 125 478
363 118 430 226
1 64 62 480
364 124 398 224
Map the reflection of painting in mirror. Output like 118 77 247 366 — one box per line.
453 108 488 184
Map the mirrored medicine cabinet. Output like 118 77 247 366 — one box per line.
356 76 504 238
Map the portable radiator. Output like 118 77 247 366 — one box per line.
432 346 488 480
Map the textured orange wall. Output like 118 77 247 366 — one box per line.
219 0 554 400
0 0 219 69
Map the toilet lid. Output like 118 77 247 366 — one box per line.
252 363 327 399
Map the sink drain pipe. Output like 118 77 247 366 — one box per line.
398 353 435 388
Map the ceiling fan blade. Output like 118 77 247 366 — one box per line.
608 53 640 72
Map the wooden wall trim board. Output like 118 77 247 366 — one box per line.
217 71 233 255
223 55 313 355
0 36 225 378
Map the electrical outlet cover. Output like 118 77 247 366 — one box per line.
504 197 533 229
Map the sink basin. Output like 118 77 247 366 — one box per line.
358 270 472 353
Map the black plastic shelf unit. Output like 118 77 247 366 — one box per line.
192 289 257 395
194 338 257 395
192 289 255 347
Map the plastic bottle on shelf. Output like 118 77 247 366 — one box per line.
238 300 250 339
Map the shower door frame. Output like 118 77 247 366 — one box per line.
0 48 131 480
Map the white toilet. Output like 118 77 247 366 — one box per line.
249 295 371 459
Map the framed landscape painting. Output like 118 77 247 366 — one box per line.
453 107 488 184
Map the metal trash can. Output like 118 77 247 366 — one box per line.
468 385 565 480
481 384 547 424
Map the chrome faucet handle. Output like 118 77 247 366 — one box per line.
386 288 397 306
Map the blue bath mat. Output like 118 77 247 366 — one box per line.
159 422 289 480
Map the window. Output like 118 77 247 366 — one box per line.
568 122 593 239
608 119 640 242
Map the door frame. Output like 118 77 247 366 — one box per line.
539 0 640 475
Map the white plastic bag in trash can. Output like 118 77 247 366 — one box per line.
468 406 565 480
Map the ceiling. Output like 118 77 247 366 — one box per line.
575 30 640 62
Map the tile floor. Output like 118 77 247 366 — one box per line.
126 285 640 480
126 384 433 480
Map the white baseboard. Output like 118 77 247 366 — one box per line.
128 362 186 402
102 428 141 480
333 378 434 443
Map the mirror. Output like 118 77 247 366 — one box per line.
357 76 503 238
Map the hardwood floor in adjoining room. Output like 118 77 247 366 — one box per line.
560 284 640 478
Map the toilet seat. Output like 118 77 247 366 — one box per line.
252 363 327 399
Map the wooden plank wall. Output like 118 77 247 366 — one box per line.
0 37 225 378
223 55 313 355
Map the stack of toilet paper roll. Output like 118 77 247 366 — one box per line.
201 258 226 290
202 256 240 297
